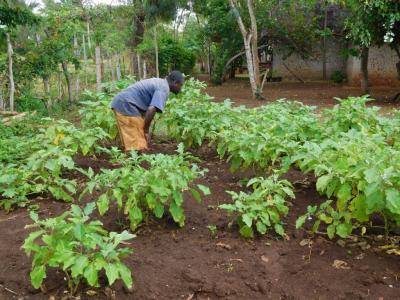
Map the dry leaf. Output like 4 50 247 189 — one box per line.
216 242 232 250
332 259 350 270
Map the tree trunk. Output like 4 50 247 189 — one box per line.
0 87 4 110
137 54 142 80
87 21 91 52
95 45 102 92
43 77 51 107
101 52 105 81
6 33 15 112
248 0 260 89
75 73 80 101
116 54 122 80
62 62 73 105
229 0 261 99
131 14 145 76
143 60 147 79
322 2 328 80
109 55 115 81
360 46 369 94
58 71 62 100
82 34 88 85
154 27 159 77
243 34 258 96
43 77 50 96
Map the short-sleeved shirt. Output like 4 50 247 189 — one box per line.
111 78 170 116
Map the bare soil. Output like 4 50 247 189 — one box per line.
202 77 400 111
0 141 399 300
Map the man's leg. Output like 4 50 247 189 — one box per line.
114 111 148 152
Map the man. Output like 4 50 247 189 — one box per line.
111 70 184 151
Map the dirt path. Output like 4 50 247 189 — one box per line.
0 142 399 300
201 77 400 111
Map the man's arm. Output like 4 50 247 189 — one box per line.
143 106 158 142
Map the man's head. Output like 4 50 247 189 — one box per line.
167 70 184 94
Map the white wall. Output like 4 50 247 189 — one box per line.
347 45 400 86
272 39 347 81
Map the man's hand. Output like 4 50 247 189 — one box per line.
145 132 151 145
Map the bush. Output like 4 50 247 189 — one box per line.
16 90 47 116
331 70 346 84
138 33 196 77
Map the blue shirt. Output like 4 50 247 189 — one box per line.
111 78 170 116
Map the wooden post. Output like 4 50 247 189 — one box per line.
82 34 88 86
116 53 122 80
6 33 15 112
143 60 147 79
137 54 142 80
95 45 102 92
154 26 159 77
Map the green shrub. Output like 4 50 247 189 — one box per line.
331 70 346 84
23 203 134 294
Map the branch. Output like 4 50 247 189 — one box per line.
229 0 248 38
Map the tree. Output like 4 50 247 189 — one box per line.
342 0 400 94
0 0 39 111
229 0 262 99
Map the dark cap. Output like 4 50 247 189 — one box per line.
167 70 184 84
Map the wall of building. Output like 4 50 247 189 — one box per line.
272 41 400 86
272 39 347 81
347 45 400 86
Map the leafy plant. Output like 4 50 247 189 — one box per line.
220 175 295 238
80 145 210 231
330 70 346 84
207 224 217 237
79 94 118 140
22 203 134 294
296 200 353 239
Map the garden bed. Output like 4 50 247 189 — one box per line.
0 141 399 300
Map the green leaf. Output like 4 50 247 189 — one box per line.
336 223 352 238
365 189 385 213
83 202 96 215
256 221 267 234
385 188 400 214
146 193 156 209
117 263 133 289
71 256 89 277
31 265 46 289
83 263 98 287
97 194 109 216
197 184 211 196
274 224 285 236
104 263 119 286
114 189 123 209
336 183 352 211
172 190 183 206
364 168 379 184
45 159 58 172
327 224 335 239
349 195 368 222
239 225 254 238
191 188 201 203
241 214 252 228
169 202 185 227
129 206 143 229
295 215 307 229
153 202 164 218
316 174 331 192
73 223 85 241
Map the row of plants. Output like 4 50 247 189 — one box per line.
1 79 213 293
158 80 400 239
